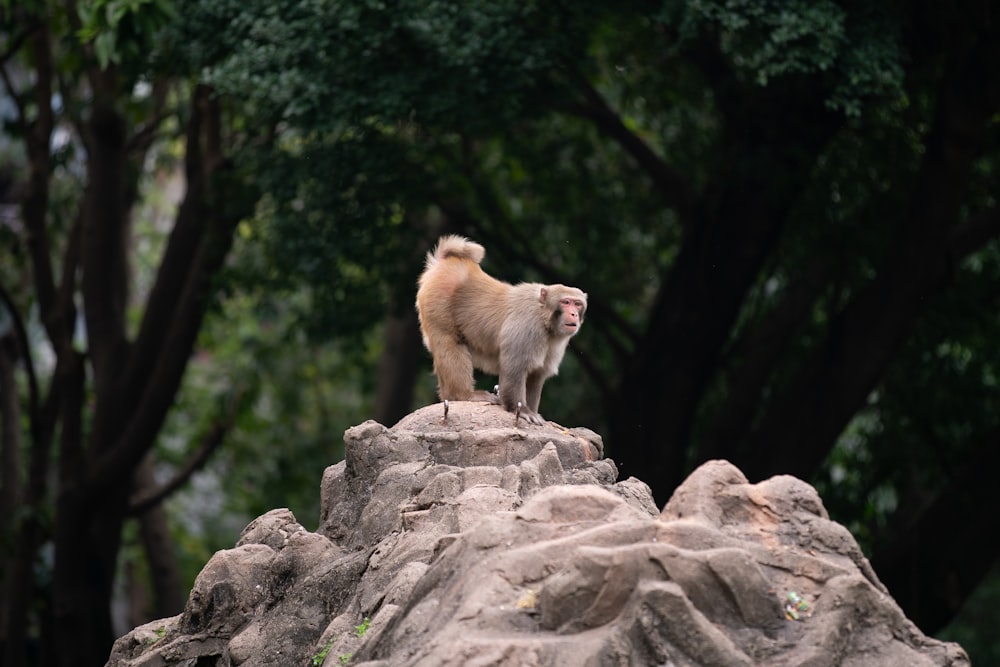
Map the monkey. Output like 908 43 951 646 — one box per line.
415 235 587 426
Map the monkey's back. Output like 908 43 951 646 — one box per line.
417 252 503 335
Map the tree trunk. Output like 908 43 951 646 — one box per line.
0 335 24 665
603 70 840 504
1 305 58 667
373 306 423 425
733 38 997 483
44 84 243 667
51 352 128 667
134 456 185 620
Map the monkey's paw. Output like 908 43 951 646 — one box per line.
512 403 546 426
468 390 501 405
522 412 546 426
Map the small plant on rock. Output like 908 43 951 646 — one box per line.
311 637 335 666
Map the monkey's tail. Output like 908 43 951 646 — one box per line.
426 235 486 267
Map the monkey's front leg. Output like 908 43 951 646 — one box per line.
498 378 545 425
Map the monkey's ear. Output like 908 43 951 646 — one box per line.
538 287 547 304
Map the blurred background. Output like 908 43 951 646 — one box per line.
1 1 998 665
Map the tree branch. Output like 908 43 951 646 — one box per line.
127 390 244 515
563 75 698 226
699 258 835 460
0 283 41 442
15 20 61 344
87 91 249 497
0 22 40 66
80 103 129 392
119 85 210 400
127 80 172 154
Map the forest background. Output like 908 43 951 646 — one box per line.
1 1 999 666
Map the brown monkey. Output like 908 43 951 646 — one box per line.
416 235 587 425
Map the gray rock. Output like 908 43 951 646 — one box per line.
106 401 969 667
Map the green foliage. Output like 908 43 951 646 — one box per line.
77 0 177 69
173 0 585 130
245 134 424 339
683 0 848 76
664 0 904 114
306 618 368 666
311 636 335 666
143 626 167 645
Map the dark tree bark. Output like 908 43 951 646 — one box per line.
0 334 22 654
697 259 834 461
605 75 841 503
373 306 423 426
732 34 1000 484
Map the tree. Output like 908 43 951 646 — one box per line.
0 2 257 665
187 0 1000 645
5 0 999 663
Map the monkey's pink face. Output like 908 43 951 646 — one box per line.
559 297 586 335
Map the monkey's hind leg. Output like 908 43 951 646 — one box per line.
430 336 478 402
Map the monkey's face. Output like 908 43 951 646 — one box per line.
557 296 586 336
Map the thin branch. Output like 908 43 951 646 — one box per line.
127 389 244 515
0 283 40 443
127 79 172 154
562 75 698 226
0 60 26 125
0 22 40 66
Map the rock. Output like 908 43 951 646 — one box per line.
106 401 969 667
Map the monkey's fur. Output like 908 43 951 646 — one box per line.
416 235 587 425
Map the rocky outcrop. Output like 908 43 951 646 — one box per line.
106 401 969 667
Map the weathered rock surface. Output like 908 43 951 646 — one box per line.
106 401 969 667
